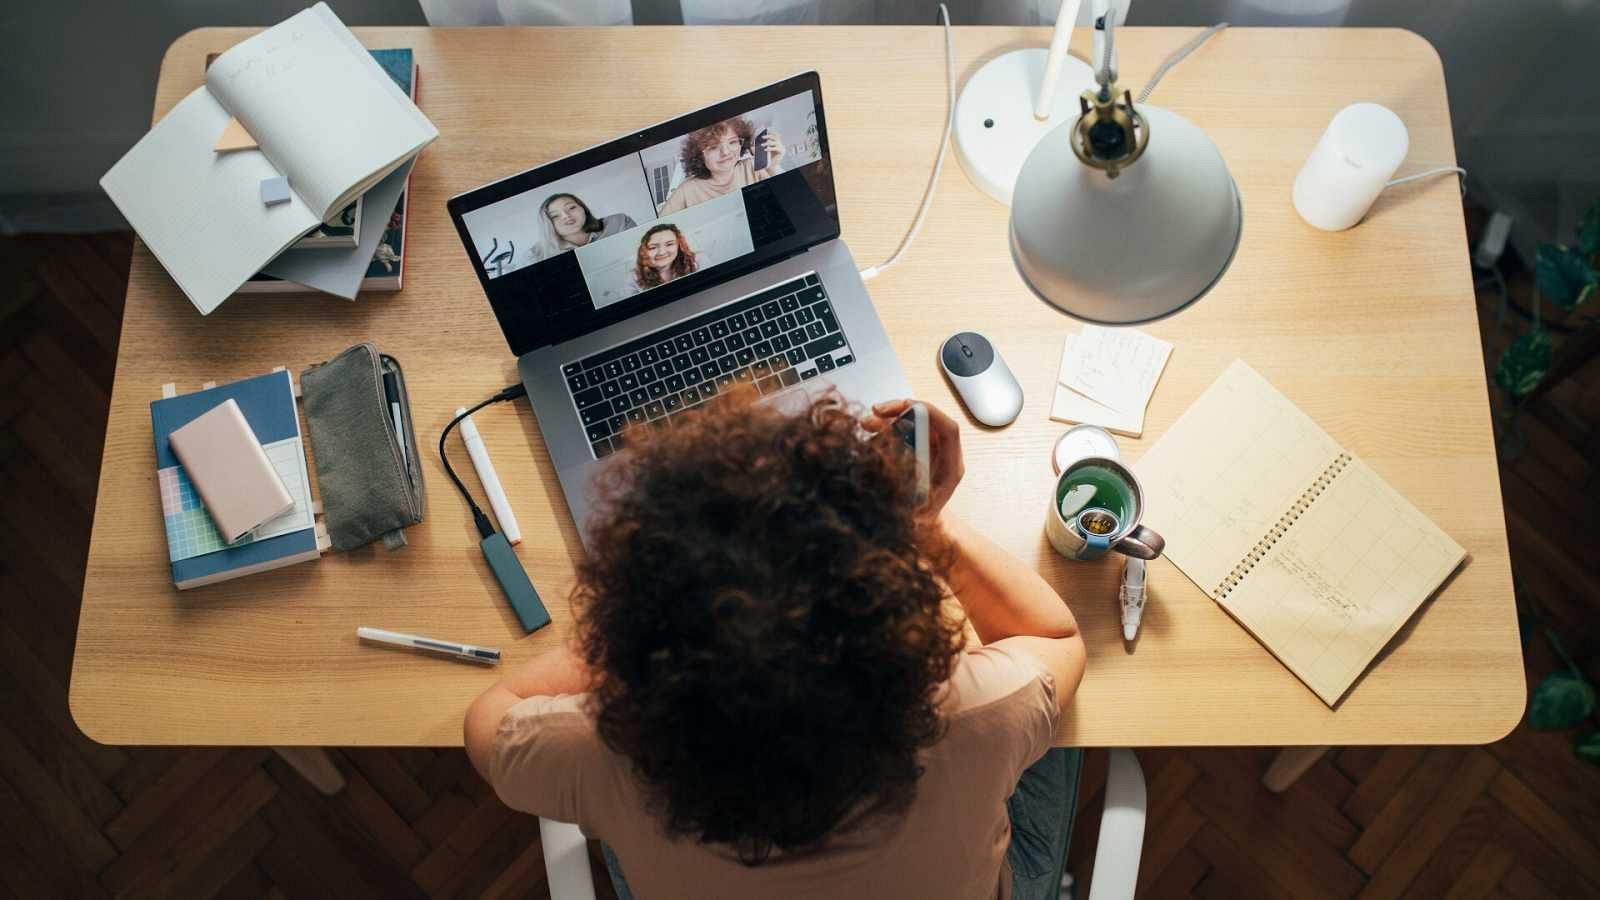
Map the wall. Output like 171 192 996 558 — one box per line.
1127 0 1600 259
0 0 424 232
4 0 1596 252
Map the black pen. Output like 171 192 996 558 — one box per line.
382 370 408 467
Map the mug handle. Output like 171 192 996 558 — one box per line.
1114 525 1165 560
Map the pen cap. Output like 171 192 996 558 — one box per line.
454 406 481 441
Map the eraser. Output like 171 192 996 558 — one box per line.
260 175 291 206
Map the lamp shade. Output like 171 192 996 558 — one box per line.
1010 104 1242 324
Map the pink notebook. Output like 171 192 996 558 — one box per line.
167 398 293 543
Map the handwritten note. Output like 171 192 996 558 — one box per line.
1061 325 1173 413
1133 360 1466 706
1049 326 1173 437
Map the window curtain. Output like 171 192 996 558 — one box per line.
416 0 1115 26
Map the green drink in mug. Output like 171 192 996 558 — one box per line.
1045 457 1164 561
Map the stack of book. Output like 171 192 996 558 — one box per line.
151 370 328 589
217 47 419 298
101 3 437 314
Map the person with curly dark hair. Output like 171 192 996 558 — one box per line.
465 390 1087 900
657 115 785 214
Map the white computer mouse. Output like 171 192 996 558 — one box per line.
938 331 1023 427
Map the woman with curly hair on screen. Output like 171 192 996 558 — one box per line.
624 223 704 296
657 115 785 214
465 388 1089 900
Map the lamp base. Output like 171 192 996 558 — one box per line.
953 48 1097 206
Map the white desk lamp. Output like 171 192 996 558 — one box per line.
960 3 1243 324
952 0 1105 205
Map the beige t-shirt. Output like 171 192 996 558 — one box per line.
491 644 1058 900
657 158 772 214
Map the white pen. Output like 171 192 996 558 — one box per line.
455 406 522 544
357 627 501 664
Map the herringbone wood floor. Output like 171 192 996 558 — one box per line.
2 232 1597 899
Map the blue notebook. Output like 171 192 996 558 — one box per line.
151 370 321 589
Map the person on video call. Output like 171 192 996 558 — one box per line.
657 115 785 214
533 193 637 261
465 391 1088 900
624 223 705 296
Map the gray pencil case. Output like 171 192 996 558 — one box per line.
301 343 425 551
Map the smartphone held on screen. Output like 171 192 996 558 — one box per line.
749 128 770 171
889 402 931 507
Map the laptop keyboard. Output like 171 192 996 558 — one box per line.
563 273 856 459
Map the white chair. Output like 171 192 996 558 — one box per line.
538 748 1147 899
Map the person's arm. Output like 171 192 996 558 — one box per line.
941 511 1087 709
940 512 1077 643
464 643 593 781
657 186 688 214
863 399 1086 711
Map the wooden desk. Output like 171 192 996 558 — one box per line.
71 25 1523 749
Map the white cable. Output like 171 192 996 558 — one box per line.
1137 22 1229 103
860 3 953 282
1386 165 1467 192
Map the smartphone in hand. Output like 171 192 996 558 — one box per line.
751 128 770 171
889 402 931 506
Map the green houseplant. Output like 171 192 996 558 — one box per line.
1496 199 1600 765
1493 200 1599 416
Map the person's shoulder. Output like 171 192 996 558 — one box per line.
942 643 1056 719
933 645 1061 777
491 693 634 825
658 186 690 213
497 693 596 748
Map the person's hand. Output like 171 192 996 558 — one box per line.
862 398 964 516
760 130 785 172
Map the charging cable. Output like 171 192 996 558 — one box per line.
1386 165 1466 193
438 382 527 539
438 382 550 633
860 2 953 282
1137 23 1229 103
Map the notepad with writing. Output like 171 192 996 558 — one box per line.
1134 360 1466 706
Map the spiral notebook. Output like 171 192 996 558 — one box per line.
1135 360 1466 706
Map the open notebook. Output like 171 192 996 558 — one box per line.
1135 360 1466 706
100 3 436 314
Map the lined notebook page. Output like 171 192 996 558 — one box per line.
205 3 437 217
1135 360 1465 706
1229 455 1464 705
1135 360 1339 595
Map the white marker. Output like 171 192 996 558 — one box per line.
357 627 501 664
455 406 521 544
1120 556 1147 641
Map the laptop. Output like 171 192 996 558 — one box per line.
448 72 912 540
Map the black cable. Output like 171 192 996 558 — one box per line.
438 383 527 539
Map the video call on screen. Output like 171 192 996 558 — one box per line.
461 88 837 354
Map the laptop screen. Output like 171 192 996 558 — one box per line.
448 73 838 357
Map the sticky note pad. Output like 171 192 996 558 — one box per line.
260 176 291 206
1049 327 1173 438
